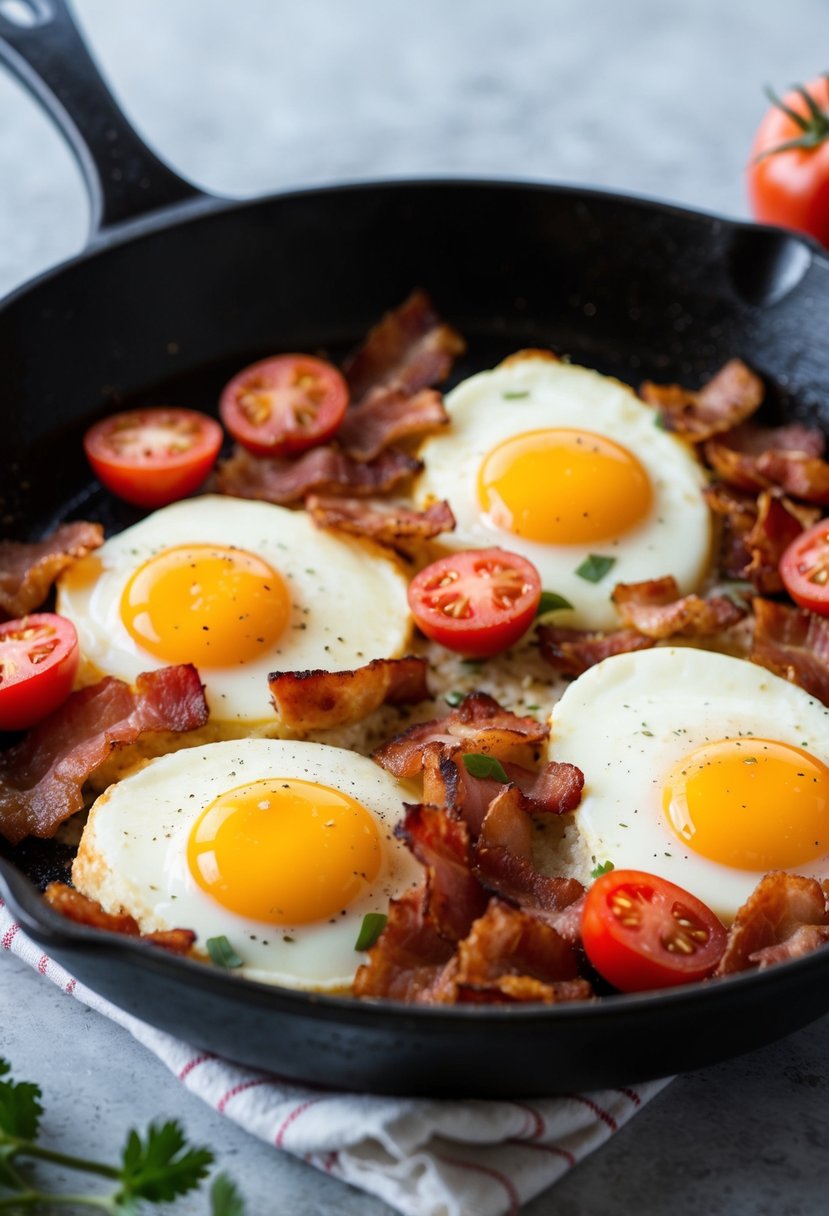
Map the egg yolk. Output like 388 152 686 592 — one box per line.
187 778 384 924
477 428 653 545
120 544 290 667
663 738 829 870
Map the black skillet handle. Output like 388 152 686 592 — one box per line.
0 0 208 243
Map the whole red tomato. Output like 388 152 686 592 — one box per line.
747 76 829 247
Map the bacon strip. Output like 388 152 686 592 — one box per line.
43 883 196 955
215 444 422 506
611 575 745 639
716 873 829 975
453 899 583 999
0 522 104 619
353 885 456 1003
639 359 764 440
343 289 466 403
705 423 829 504
268 656 429 731
744 492 816 594
0 665 208 844
373 691 548 778
750 597 829 705
537 623 655 676
336 387 449 462
396 803 488 942
306 495 455 556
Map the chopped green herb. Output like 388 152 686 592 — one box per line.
444 690 465 707
653 412 667 429
206 935 243 969
460 658 485 670
463 753 509 782
525 704 541 712
641 729 653 737
590 860 615 878
575 554 616 583
502 390 530 399
535 590 574 617
355 912 388 951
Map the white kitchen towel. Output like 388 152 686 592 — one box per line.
0 902 670 1216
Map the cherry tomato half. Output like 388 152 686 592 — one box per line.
84 407 223 509
747 75 829 248
780 519 829 614
407 547 542 658
0 613 79 731
581 869 727 993
219 354 349 457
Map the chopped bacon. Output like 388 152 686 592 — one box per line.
474 843 586 919
44 883 196 955
396 803 488 942
336 387 449 462
750 597 829 704
215 443 422 505
373 691 548 778
0 665 208 845
518 761 584 814
537 623 655 676
611 575 745 639
744 492 817 594
451 899 583 1002
716 873 829 975
268 657 429 731
352 885 456 1003
0 522 104 619
342 289 466 403
639 359 764 441
306 495 455 556
705 422 829 504
479 786 534 860
703 482 759 580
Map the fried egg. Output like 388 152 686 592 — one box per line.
416 354 711 630
551 647 829 920
72 737 422 990
57 495 411 730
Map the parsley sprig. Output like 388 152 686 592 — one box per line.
0 1057 244 1213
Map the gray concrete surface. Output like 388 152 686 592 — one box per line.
2 1 829 1212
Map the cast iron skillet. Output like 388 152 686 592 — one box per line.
1 0 829 1099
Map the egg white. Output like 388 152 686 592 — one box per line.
72 737 423 990
550 647 829 920
415 355 711 631
56 495 411 730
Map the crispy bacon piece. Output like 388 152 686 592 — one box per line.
703 483 759 580
268 656 429 731
396 803 488 942
537 623 655 676
716 873 829 975
353 885 456 1002
423 751 584 839
705 422 829 504
343 289 466 403
750 597 829 704
306 495 455 556
44 883 196 955
0 522 104 619
639 359 764 441
373 691 548 778
744 492 817 594
215 443 422 506
611 575 745 639
0 665 208 845
336 387 449 462
452 899 582 1001
474 843 585 919
479 786 534 860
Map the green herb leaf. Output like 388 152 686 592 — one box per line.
206 936 243 969
444 690 465 707
462 753 509 782
590 860 615 879
502 390 530 399
460 658 485 670
211 1172 247 1216
117 1120 213 1204
653 412 666 429
355 912 388 951
535 590 574 618
0 1068 43 1141
575 554 616 583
